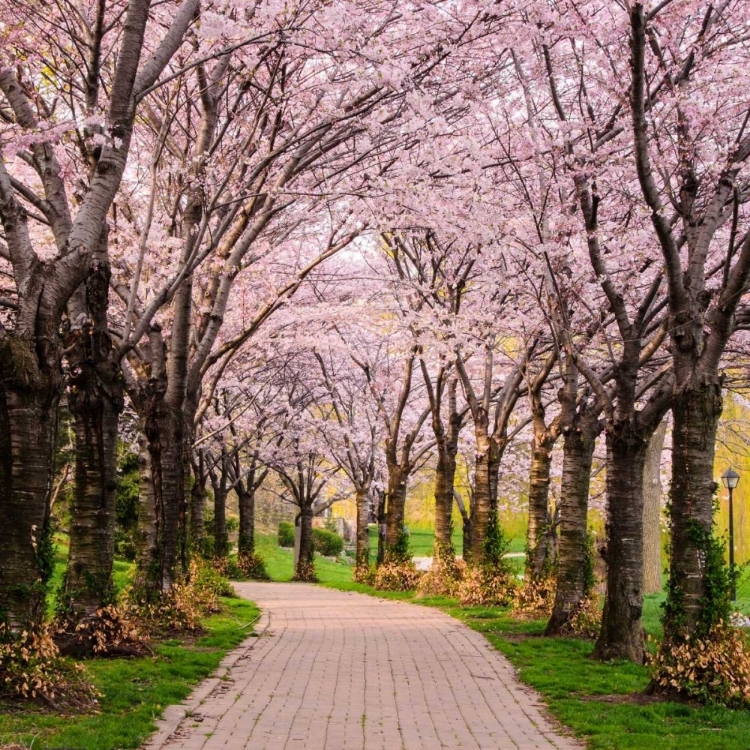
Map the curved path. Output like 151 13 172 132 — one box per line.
145 583 581 750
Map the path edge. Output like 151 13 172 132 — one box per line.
141 603 271 749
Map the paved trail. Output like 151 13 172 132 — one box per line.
145 583 581 750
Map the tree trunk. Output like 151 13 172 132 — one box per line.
62 254 125 619
526 442 555 580
593 428 649 662
385 465 408 551
134 428 158 597
470 432 496 563
643 420 667 594
213 485 228 559
294 508 316 581
355 488 370 574
141 396 189 593
546 421 597 635
0 355 60 629
376 490 386 566
434 448 457 556
190 474 207 553
63 361 122 616
664 380 723 639
238 488 256 558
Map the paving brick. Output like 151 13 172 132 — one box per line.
144 583 581 750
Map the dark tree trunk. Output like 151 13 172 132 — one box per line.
238 488 256 558
434 448 457 555
213 486 228 559
141 395 189 593
62 255 125 618
643 420 667 594
190 451 208 551
546 418 598 635
355 488 370 574
526 443 555 580
593 429 649 662
0 351 60 629
664 380 723 638
385 464 408 551
470 432 497 563
294 508 316 581
376 490 386 566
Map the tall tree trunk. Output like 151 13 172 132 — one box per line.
385 464 408 552
593 428 649 662
63 362 122 615
355 488 370 574
526 442 555 580
546 420 597 635
470 432 495 563
190 471 207 553
62 253 125 618
213 484 228 559
376 490 386 566
434 448 457 556
141 396 189 593
0 357 60 629
294 507 316 581
134 428 158 597
238 488 256 559
643 420 667 594
664 380 723 638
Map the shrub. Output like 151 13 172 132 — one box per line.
54 604 147 657
513 575 556 618
417 556 466 597
373 561 421 591
0 624 98 709
278 521 295 548
457 565 517 607
235 553 270 581
313 527 344 556
567 594 601 639
649 623 750 706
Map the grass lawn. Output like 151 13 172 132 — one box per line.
1 541 260 750
0 596 259 750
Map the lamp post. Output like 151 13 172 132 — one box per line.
722 467 741 601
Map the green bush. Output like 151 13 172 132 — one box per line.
278 521 295 548
313 527 344 557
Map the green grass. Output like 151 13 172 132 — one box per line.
0 596 259 750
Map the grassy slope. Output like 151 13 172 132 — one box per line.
253 530 750 750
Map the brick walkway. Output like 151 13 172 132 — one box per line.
144 583 581 750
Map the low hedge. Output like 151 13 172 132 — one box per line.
313 528 344 556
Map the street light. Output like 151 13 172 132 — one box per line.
722 468 741 601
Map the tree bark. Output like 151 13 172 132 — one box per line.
190 465 208 552
355 488 370 573
643 420 667 594
237 488 256 558
213 484 228 559
546 418 597 635
62 250 125 618
664 380 723 638
593 429 649 662
0 356 60 629
294 507 316 581
526 443 555 580
376 490 386 566
470 428 497 563
385 464 408 551
434 448 457 555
